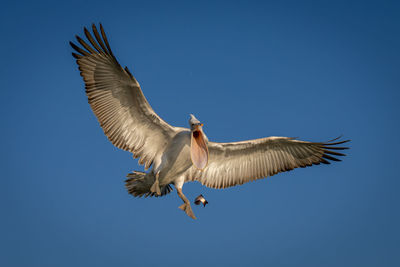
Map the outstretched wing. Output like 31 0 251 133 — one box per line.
186 136 350 188
70 24 180 169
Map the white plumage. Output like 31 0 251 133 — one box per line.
71 24 350 219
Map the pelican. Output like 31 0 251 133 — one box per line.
70 24 350 219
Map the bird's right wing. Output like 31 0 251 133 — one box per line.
186 136 350 189
70 24 181 169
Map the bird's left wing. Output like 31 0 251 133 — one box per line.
70 24 180 169
185 137 349 189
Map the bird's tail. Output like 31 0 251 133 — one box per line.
125 171 173 197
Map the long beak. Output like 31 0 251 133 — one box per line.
191 125 209 170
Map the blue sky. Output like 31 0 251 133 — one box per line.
1 0 399 266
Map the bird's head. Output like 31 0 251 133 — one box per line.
189 114 209 170
189 114 203 131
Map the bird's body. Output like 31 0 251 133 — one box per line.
152 130 195 189
70 24 350 219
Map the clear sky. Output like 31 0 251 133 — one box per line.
1 0 399 266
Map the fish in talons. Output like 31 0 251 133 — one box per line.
194 194 208 207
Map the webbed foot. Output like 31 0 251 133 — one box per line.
150 179 161 196
179 202 197 220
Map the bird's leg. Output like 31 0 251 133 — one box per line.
177 188 196 220
150 171 161 196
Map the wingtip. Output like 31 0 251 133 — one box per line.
323 138 351 147
71 52 81 59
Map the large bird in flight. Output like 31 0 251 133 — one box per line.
70 24 350 219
